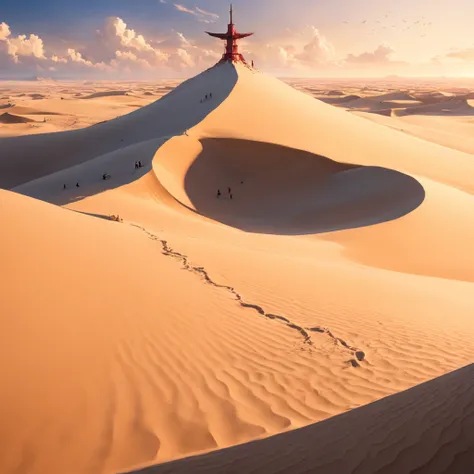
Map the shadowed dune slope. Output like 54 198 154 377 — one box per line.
129 364 474 474
0 63 237 189
0 112 34 124
153 136 425 234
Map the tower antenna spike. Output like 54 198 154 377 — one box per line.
230 4 233 24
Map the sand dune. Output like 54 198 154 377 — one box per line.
0 112 35 124
370 90 416 101
396 98 474 116
131 363 474 474
153 136 424 234
81 90 131 99
0 63 237 188
2 63 474 474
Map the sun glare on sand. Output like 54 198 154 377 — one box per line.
1 64 474 474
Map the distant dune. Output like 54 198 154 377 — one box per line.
81 90 130 99
0 112 34 124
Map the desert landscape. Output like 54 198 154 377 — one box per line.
3 9 474 468
2 64 474 474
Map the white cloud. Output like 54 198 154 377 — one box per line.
0 22 11 40
7 34 45 60
251 27 337 72
294 27 335 66
51 54 67 64
173 4 218 23
174 4 197 15
434 48 474 62
346 44 396 64
195 7 219 20
0 22 45 63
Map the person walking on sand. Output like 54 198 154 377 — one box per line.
210 92 212 99
76 182 80 188
217 189 221 198
63 184 66 190
228 187 231 194
230 193 233 200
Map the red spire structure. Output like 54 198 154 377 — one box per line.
206 4 253 64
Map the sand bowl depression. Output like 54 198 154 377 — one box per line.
154 137 425 234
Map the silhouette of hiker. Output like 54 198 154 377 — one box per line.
210 92 213 99
230 193 233 200
252 60 255 68
139 161 143 168
228 187 231 194
63 184 66 190
76 182 80 187
217 189 221 198
205 94 208 100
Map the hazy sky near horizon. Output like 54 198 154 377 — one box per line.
1 0 474 78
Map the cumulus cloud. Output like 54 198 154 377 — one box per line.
7 34 45 60
294 27 335 66
434 48 474 62
0 22 11 40
0 22 45 64
103 17 162 57
250 26 337 72
346 44 395 64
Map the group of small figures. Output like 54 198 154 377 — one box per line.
216 182 244 200
200 93 213 103
62 161 146 190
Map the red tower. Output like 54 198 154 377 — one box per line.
206 4 254 64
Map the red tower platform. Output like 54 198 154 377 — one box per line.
206 5 254 64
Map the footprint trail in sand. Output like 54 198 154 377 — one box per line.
130 222 365 367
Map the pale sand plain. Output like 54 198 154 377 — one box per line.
1 67 474 474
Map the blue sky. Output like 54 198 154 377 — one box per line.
1 0 474 78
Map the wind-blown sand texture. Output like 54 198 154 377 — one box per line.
1 66 474 474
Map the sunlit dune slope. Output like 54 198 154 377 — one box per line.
131 363 474 474
3 189 364 473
